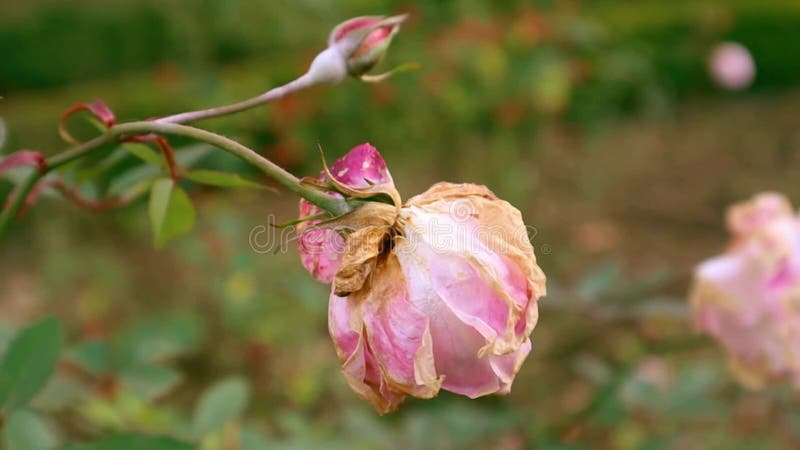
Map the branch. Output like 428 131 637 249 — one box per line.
156 74 316 124
0 122 351 237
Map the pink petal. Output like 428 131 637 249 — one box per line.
330 17 383 44
329 292 407 413
397 244 510 398
401 210 531 352
360 265 439 396
727 192 792 239
324 143 393 188
490 339 532 395
328 292 361 361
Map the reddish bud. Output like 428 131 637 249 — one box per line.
0 150 47 174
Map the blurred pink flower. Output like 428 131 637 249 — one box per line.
690 192 800 388
299 156 547 411
708 42 756 91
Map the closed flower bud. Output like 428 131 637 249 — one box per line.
296 146 546 413
690 192 800 389
305 15 408 85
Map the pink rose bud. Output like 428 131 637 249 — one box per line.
305 14 408 85
708 42 756 91
296 143 395 283
690 192 800 389
304 157 546 411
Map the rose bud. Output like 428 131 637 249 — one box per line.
295 146 547 413
305 14 409 85
296 143 395 283
690 192 800 389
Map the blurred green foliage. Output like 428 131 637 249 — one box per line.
2 0 800 449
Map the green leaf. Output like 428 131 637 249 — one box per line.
107 144 212 197
66 340 110 376
192 377 250 437
183 170 269 190
2 409 59 450
122 143 163 167
148 178 196 248
0 317 63 411
120 365 182 400
58 434 194 450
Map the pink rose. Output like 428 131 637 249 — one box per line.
297 146 546 412
690 192 800 388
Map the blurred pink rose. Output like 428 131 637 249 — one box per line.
708 42 756 91
690 192 800 388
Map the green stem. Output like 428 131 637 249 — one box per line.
0 122 351 237
156 73 316 124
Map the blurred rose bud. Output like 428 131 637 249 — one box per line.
708 42 756 91
305 15 408 85
690 192 800 389
296 149 547 413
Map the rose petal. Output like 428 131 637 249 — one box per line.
359 256 440 397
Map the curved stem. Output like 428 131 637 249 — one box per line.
0 171 44 237
156 74 316 124
0 121 351 238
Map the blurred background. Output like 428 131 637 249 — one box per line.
2 0 800 448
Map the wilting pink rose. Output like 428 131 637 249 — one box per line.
306 15 408 84
690 192 800 388
296 143 394 283
296 148 547 412
708 42 756 91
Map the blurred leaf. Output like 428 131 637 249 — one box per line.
108 144 213 196
120 365 182 400
576 262 622 302
2 409 59 450
67 340 110 376
123 143 163 167
148 178 196 248
73 146 129 183
240 427 271 450
183 170 269 190
0 323 16 359
192 376 250 437
0 317 63 411
58 434 194 450
114 314 202 368
31 375 90 411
